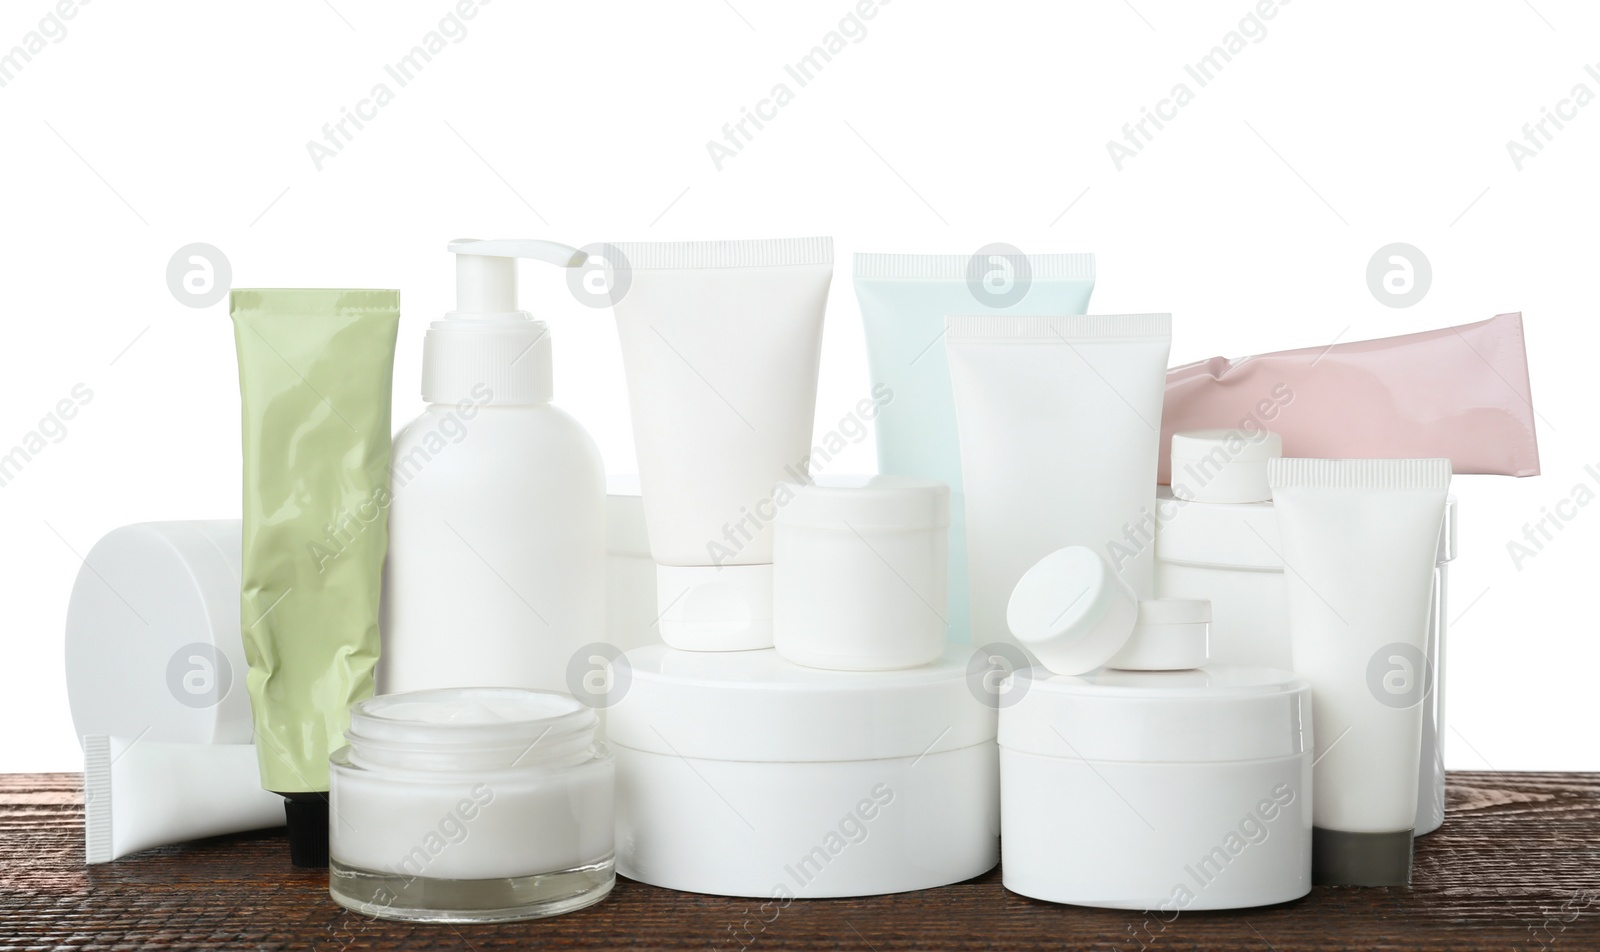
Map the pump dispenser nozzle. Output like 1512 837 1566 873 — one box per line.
423 239 586 406
447 239 586 316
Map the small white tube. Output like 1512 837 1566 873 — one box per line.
84 735 285 864
1267 458 1451 886
609 238 833 651
946 314 1171 650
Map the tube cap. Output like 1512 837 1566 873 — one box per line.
1006 547 1138 676
656 563 774 651
1170 429 1284 504
282 793 329 868
1107 599 1211 671
1312 827 1414 886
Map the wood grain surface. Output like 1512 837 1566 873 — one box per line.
3 771 1597 950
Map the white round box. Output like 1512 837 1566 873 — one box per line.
773 475 949 671
607 645 998 898
1000 666 1312 911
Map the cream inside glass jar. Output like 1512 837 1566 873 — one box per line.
329 688 614 923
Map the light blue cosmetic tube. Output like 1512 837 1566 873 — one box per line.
853 252 1095 645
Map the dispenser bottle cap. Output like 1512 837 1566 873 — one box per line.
421 239 587 406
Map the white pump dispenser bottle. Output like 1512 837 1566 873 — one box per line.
378 239 605 696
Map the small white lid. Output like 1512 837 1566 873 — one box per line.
774 475 950 531
1006 546 1139 676
1170 429 1284 504
656 563 773 651
606 645 994 762
999 665 1311 764
1106 599 1211 671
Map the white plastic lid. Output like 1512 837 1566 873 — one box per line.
1170 429 1284 504
1106 599 1211 671
1006 546 1138 676
999 665 1311 764
606 645 994 762
656 563 774 651
773 475 950 531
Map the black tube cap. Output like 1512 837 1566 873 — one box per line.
282 793 330 868
1312 827 1413 886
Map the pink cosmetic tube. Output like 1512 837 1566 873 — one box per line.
1161 313 1538 482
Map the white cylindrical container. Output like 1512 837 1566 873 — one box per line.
773 475 949 671
329 688 615 923
65 520 252 746
607 645 998 898
1170 429 1283 504
1001 666 1313 911
606 476 661 652
1155 486 1458 834
1107 599 1210 671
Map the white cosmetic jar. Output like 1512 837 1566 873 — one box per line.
1000 666 1312 911
773 475 950 671
1170 429 1284 504
607 645 998 898
329 688 615 923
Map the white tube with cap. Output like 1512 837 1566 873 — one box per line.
948 314 1172 652
84 735 285 864
1267 457 1450 887
608 238 833 651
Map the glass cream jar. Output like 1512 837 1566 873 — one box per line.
329 688 614 922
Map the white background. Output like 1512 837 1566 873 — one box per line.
1 0 1593 771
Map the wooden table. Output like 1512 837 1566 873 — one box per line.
4 771 1597 950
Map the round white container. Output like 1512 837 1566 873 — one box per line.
1170 429 1283 504
65 520 252 746
329 688 615 923
1107 598 1211 671
773 475 949 671
1001 666 1312 911
607 645 998 897
605 476 661 652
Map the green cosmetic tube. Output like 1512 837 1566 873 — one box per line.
230 289 400 868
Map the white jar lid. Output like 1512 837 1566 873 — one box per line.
1106 598 1210 671
774 475 950 531
1170 429 1283 504
1006 546 1138 676
606 645 993 762
999 665 1310 764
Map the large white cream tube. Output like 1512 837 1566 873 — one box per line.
946 314 1171 650
610 238 833 651
1266 458 1451 887
84 735 286 863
